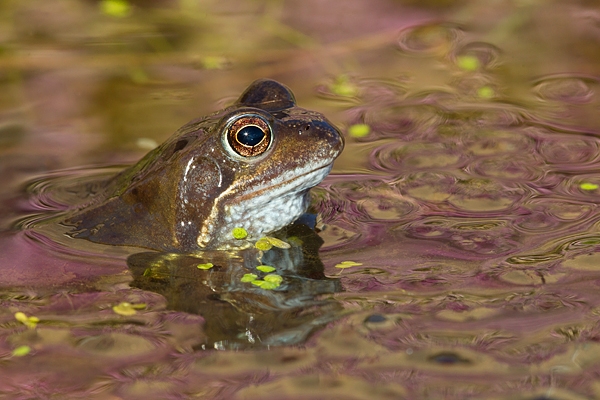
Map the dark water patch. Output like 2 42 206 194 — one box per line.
402 217 520 256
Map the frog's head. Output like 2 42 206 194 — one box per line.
69 79 344 252
195 79 344 249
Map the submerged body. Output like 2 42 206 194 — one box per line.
66 79 344 252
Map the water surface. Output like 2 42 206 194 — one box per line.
2 0 600 399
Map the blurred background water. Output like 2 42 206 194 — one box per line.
2 0 600 399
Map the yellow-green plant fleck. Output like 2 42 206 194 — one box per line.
251 280 279 290
232 227 248 240
15 312 39 329
477 86 494 99
580 182 599 191
112 302 145 316
12 345 31 357
287 236 303 246
202 56 227 70
197 263 214 270
255 238 273 251
241 273 258 282
264 274 283 285
100 0 131 18
331 75 358 97
456 55 480 71
348 124 371 138
335 261 363 269
264 237 291 249
257 265 276 273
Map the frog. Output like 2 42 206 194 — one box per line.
65 79 344 253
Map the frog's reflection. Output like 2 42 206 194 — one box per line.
127 222 342 349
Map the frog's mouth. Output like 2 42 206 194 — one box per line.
234 163 334 204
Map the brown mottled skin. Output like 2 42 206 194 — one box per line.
66 79 344 253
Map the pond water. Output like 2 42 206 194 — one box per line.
2 0 600 399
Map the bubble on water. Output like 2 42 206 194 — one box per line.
513 211 561 234
545 201 593 221
359 103 444 141
533 75 595 104
537 136 600 167
402 217 520 255
462 129 535 156
396 171 457 203
77 332 157 359
469 155 543 182
325 179 420 224
396 23 461 54
447 179 525 213
370 141 465 174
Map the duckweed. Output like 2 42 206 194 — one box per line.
256 265 276 273
335 260 363 269
99 0 131 17
456 55 480 71
255 238 272 251
11 345 31 357
232 227 248 239
112 302 146 316
477 86 495 99
348 124 371 138
251 280 279 290
264 236 291 249
241 273 258 282
331 75 359 97
263 274 283 285
14 312 39 329
197 263 214 270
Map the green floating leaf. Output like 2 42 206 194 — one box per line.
251 280 279 290
241 273 258 282
263 274 283 284
257 265 276 273
264 237 291 249
255 238 272 251
335 261 363 269
197 263 214 270
477 86 494 99
112 302 143 316
202 56 227 70
15 312 39 329
331 75 359 97
580 182 599 191
12 345 31 357
100 0 131 18
232 227 248 240
348 124 371 138
456 55 480 71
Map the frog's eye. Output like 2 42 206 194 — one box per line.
226 115 272 157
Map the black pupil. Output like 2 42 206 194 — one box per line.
237 125 265 147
